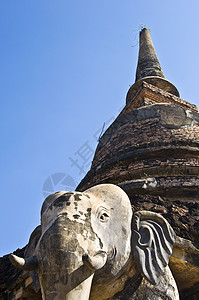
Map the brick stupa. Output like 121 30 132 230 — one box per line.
77 28 199 299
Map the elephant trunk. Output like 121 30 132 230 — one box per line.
9 252 96 300
39 251 107 300
42 274 95 300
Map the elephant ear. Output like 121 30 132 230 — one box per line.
24 225 42 293
132 211 176 285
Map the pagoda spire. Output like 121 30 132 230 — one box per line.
136 28 165 81
126 28 179 104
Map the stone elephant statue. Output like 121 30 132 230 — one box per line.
10 184 179 299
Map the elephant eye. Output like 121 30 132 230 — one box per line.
100 212 109 222
99 211 110 223
97 206 110 223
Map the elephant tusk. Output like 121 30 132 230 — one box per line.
82 251 107 271
9 254 38 271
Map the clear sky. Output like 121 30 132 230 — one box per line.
1 1 199 256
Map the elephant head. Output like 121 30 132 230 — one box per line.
10 184 177 299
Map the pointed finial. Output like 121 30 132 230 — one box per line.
136 28 165 81
126 28 179 104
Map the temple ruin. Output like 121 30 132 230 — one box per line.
0 28 199 299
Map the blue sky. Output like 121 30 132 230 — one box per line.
1 1 199 256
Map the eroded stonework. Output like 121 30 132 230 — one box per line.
1 28 199 300
8 184 179 300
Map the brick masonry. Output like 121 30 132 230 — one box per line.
77 85 199 251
